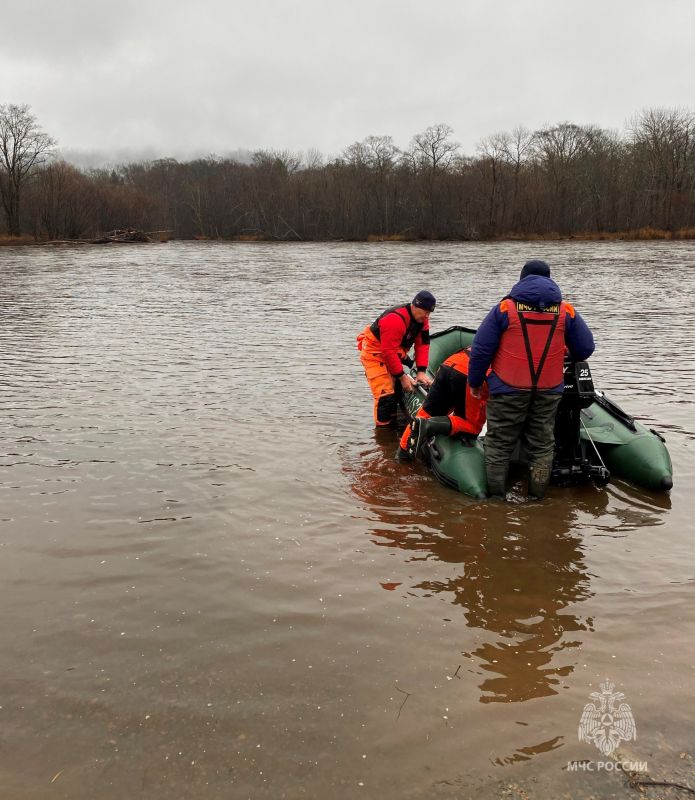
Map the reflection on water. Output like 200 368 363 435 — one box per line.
347 434 598 705
0 241 693 798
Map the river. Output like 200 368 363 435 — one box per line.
0 241 693 799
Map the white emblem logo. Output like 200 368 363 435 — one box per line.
578 680 637 756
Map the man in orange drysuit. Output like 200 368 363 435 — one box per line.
357 291 436 427
397 346 489 460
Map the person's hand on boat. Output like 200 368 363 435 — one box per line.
399 373 417 393
416 372 433 388
469 384 483 399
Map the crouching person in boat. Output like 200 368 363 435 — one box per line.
357 291 436 427
467 260 595 500
397 346 488 461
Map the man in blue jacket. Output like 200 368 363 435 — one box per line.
468 260 595 499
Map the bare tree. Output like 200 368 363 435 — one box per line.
364 135 400 172
341 135 401 235
501 126 533 227
580 126 623 232
531 122 591 232
0 104 56 235
302 147 324 170
342 139 370 168
36 160 93 239
476 133 512 235
409 123 460 173
629 107 695 229
252 149 302 174
406 124 460 236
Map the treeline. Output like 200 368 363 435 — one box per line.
3 106 695 241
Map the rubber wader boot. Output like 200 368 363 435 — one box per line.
528 459 552 500
409 416 452 456
395 445 412 462
486 464 509 499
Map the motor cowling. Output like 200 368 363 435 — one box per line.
561 360 596 409
552 360 610 486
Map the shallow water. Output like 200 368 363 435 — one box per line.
0 241 693 798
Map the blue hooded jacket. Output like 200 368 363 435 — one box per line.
468 274 595 394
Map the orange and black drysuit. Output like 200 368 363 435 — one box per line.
357 304 430 425
399 347 488 450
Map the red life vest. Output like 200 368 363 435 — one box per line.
369 304 424 351
491 299 571 390
442 348 488 435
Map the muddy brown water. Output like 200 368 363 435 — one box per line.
0 241 693 799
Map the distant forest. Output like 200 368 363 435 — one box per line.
2 104 695 241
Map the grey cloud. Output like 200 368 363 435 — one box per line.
2 0 694 160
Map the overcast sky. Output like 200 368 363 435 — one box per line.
2 0 694 164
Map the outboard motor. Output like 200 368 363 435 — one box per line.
552 360 611 486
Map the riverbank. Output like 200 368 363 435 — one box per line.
0 230 171 246
0 235 36 246
369 227 695 242
3 227 695 246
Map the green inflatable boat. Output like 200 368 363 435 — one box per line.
402 326 673 499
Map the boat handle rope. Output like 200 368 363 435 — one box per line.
580 418 609 473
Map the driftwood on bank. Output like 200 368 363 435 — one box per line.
91 228 153 244
42 229 172 245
